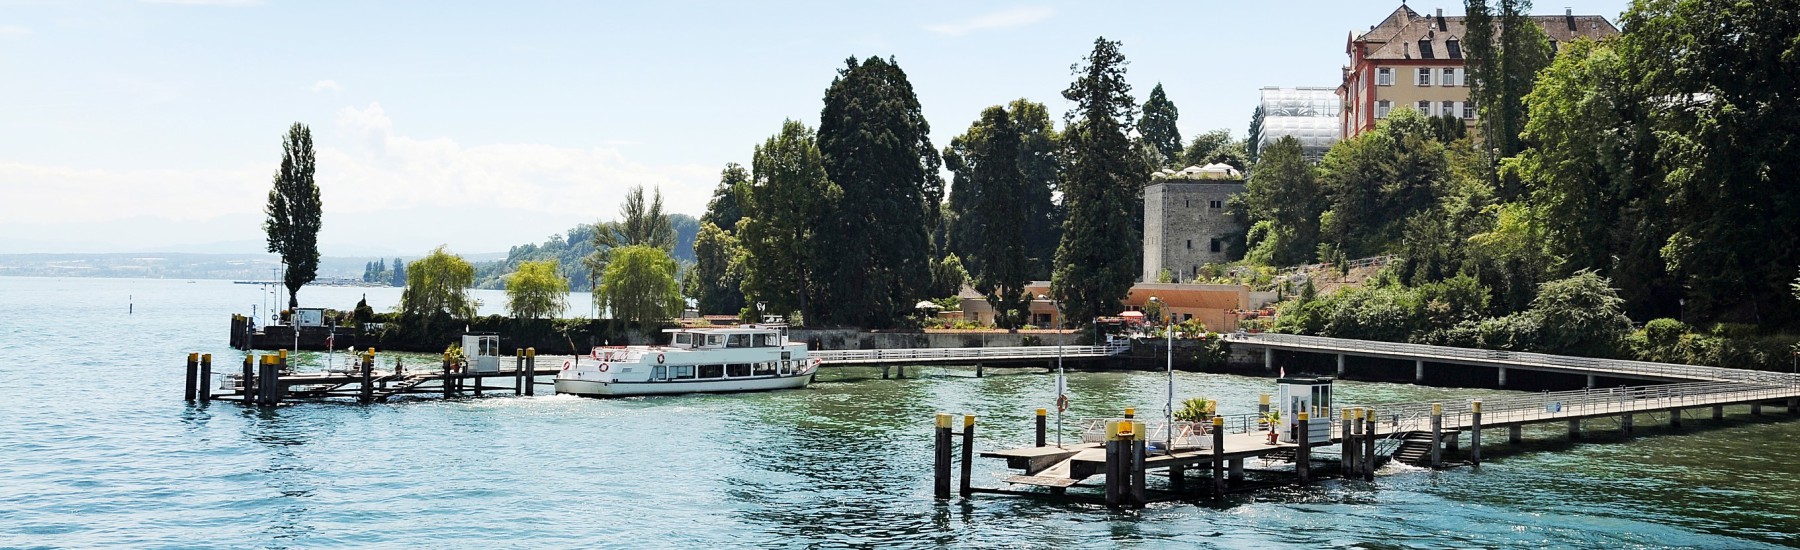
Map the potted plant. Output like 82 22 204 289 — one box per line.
1174 397 1216 424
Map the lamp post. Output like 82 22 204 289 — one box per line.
756 301 767 324
1041 294 1065 448
1151 296 1173 452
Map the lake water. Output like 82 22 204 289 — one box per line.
4 276 1798 548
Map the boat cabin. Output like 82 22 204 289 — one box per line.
668 325 789 349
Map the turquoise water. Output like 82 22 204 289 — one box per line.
4 276 1798 548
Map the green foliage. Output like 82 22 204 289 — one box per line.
1246 106 1264 166
703 163 750 233
585 185 677 289
926 254 969 302
1241 136 1323 265
597 245 683 323
1317 109 1450 259
740 119 838 323
684 222 746 316
816 56 942 329
945 103 1042 328
263 122 322 309
1174 397 1215 423
1052 37 1145 332
400 245 477 319
504 259 569 319
1138 83 1182 167
1180 129 1247 171
1463 0 1554 163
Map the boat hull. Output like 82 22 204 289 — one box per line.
555 372 815 397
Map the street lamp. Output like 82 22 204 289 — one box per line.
1150 296 1173 452
1041 293 1065 448
756 301 767 323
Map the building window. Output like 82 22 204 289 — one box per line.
1209 200 1222 209
1446 39 1462 58
1376 100 1391 119
1416 68 1432 86
1209 238 1222 253
1376 68 1393 86
1186 239 1192 250
1442 100 1455 117
1418 100 1432 115
1463 99 1476 119
1184 199 1189 208
1441 68 1457 87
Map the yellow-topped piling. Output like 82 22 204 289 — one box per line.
526 347 536 357
1123 407 1135 419
936 413 952 429
1260 393 1270 405
1432 402 1443 415
1035 408 1046 417
963 414 976 428
1472 400 1482 413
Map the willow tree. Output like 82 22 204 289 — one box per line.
505 259 569 319
400 246 476 318
1051 37 1145 331
263 122 322 310
598 245 683 323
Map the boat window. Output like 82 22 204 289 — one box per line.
728 334 750 348
727 364 751 377
653 365 666 380
698 364 724 378
707 335 723 347
672 365 695 380
753 362 775 376
755 334 776 347
780 360 790 375
674 333 692 345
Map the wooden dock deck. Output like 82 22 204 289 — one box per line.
181 351 575 405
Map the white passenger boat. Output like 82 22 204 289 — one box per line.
554 324 819 397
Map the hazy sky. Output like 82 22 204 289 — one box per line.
0 0 1632 256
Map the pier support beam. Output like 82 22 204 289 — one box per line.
1497 366 1508 388
1790 398 1798 415
1429 403 1443 468
882 366 890 380
1621 413 1633 435
442 354 454 399
934 413 952 500
1752 402 1762 416
1336 354 1346 376
1416 360 1425 383
1264 348 1273 372
1587 374 1597 388
359 351 374 404
975 363 984 378
1470 401 1482 466
959 415 975 499
1508 424 1522 445
1296 413 1312 484
1713 405 1724 420
1568 418 1581 440
897 365 907 379
1670 409 1681 429
1229 458 1244 482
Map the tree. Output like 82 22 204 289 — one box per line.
1180 128 1247 171
703 163 750 233
585 185 675 299
816 56 941 328
1246 106 1265 166
504 259 569 319
1051 37 1145 331
926 254 969 300
400 245 476 318
263 122 322 310
390 258 405 287
739 119 839 321
1240 136 1323 266
944 104 1033 327
1316 109 1449 258
1138 83 1182 167
1463 0 1554 166
597 245 683 323
684 222 746 315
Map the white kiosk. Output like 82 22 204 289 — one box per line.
461 333 501 374
1277 376 1334 444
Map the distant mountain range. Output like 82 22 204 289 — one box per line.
0 252 504 281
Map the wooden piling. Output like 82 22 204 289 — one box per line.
514 349 525 394
1211 416 1226 497
442 353 454 399
934 413 952 500
1429 403 1443 468
525 348 536 396
198 354 212 402
241 355 254 400
359 350 374 404
184 353 199 401
1470 401 1482 466
1296 412 1311 483
1363 408 1377 480
1034 408 1047 447
1342 408 1357 477
959 415 975 499
1130 421 1147 508
1103 420 1122 507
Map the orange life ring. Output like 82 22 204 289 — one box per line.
1056 394 1069 413
656 353 665 364
598 363 610 373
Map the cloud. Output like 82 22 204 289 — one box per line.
925 6 1055 36
309 80 344 94
0 25 30 38
139 0 263 5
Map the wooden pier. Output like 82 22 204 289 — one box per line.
182 348 569 406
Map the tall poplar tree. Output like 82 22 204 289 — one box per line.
1051 37 1145 331
263 122 322 310
1246 105 1265 166
1464 0 1553 168
1138 83 1182 168
816 56 941 328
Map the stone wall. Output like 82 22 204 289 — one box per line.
1143 181 1247 282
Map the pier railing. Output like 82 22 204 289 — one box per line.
813 341 1128 365
1225 332 1799 385
1357 381 1798 434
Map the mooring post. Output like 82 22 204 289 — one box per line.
1341 408 1355 477
1363 407 1377 480
934 413 952 500
359 350 374 404
1124 407 1135 420
514 348 525 394
1429 403 1443 468
442 353 454 399
241 355 254 401
1568 418 1582 439
1336 353 1345 376
257 355 277 407
1130 421 1147 508
1211 416 1226 497
1104 421 1122 507
975 363 984 378
1415 360 1424 383
1034 408 1047 447
1713 405 1724 420
1470 401 1483 466
198 354 212 403
959 415 975 499
525 348 536 396
185 353 199 401
1296 412 1311 483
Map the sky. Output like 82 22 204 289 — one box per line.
0 0 1634 256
